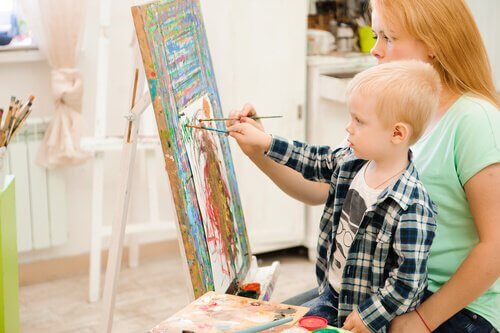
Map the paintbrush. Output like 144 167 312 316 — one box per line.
12 95 34 130
2 96 16 132
233 316 293 333
1 99 19 146
185 124 229 134
9 104 34 143
7 97 33 143
1 95 36 147
199 115 283 122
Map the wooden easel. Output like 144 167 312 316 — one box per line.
99 65 280 332
99 66 168 333
100 4 281 330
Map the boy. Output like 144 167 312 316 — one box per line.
227 60 440 333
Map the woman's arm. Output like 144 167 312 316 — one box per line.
389 163 500 332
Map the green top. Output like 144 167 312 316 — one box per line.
412 95 500 330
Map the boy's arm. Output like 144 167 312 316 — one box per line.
229 122 349 182
247 153 330 205
356 203 437 332
265 135 348 182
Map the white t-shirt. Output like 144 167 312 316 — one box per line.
329 163 383 292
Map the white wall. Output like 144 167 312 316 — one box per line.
0 0 239 264
1 0 176 264
1 0 497 264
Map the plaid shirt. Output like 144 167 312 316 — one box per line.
267 136 437 332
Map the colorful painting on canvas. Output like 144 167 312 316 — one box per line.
132 0 250 297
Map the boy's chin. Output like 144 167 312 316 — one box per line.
350 148 369 160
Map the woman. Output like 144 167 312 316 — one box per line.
228 0 499 331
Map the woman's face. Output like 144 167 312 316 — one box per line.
370 9 431 64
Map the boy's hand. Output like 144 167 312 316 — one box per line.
226 104 265 132
343 310 371 333
227 122 272 157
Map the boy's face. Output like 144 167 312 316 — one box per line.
345 94 394 160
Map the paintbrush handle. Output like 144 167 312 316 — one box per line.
200 115 283 122
234 317 293 333
186 124 229 134
9 108 32 143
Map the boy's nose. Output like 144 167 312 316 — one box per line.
345 122 353 134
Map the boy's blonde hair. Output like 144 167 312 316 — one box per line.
346 60 441 145
371 0 499 108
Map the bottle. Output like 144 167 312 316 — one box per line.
336 23 354 52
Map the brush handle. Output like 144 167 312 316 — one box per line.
234 316 293 333
200 115 283 122
186 124 229 134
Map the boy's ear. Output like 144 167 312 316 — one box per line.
391 122 411 144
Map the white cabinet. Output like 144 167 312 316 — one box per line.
203 0 309 253
305 54 376 259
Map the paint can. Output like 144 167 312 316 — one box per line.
298 316 328 331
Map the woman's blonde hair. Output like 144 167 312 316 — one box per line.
370 0 499 108
346 60 442 145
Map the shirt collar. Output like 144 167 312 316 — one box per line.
372 150 420 211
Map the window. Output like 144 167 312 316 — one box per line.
0 0 34 49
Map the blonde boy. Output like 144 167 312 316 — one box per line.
228 60 441 332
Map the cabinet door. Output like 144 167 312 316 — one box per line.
229 0 308 253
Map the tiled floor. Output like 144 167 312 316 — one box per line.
20 246 316 332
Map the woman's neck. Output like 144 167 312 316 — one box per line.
425 88 461 132
437 88 460 118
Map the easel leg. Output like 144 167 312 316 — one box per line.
99 78 151 331
100 115 141 332
89 151 104 303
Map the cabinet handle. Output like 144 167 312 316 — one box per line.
297 104 303 120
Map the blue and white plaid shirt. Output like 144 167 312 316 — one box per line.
267 136 437 332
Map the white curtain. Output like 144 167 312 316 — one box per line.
21 0 91 169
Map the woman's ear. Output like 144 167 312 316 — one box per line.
391 122 411 144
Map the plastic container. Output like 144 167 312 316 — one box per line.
358 25 376 53
312 329 342 333
298 316 328 331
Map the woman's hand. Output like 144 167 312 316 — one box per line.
226 103 265 132
342 310 371 333
389 312 429 333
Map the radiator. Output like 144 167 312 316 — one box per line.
6 118 67 252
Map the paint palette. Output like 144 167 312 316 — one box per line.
149 292 308 333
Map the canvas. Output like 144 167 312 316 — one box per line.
132 0 251 298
